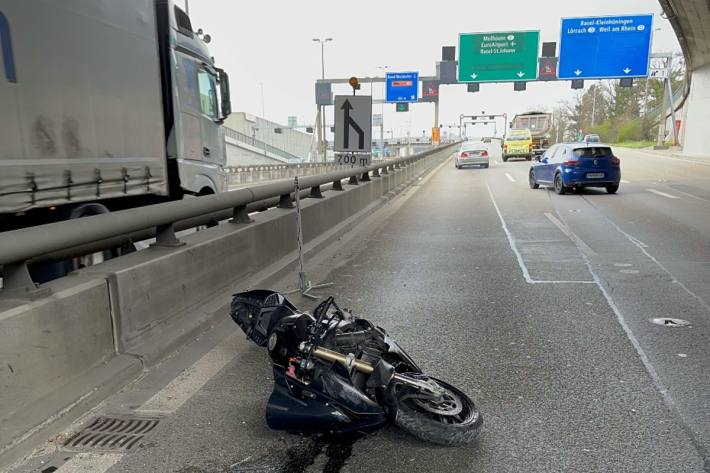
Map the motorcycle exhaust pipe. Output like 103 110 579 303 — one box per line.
299 343 374 374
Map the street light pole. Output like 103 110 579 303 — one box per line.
313 38 332 161
377 65 390 158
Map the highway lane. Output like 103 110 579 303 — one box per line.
12 146 709 473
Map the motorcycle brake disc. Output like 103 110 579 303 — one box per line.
412 387 463 416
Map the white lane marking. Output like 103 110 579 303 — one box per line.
56 453 123 473
603 215 710 315
544 212 598 257
553 207 710 455
137 331 240 414
666 187 710 204
646 188 679 199
561 211 679 421
620 179 630 184
505 173 516 183
485 182 594 285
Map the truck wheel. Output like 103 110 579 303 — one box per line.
502 156 508 162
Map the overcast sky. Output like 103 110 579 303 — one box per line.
188 0 680 139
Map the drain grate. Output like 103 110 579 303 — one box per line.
63 416 160 452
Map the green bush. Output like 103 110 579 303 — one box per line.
616 119 644 142
590 121 615 143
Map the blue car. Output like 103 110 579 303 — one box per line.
528 142 621 194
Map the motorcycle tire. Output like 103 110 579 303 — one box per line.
394 377 482 446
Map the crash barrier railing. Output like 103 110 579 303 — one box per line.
0 144 458 299
225 159 401 188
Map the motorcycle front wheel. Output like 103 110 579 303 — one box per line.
394 376 482 446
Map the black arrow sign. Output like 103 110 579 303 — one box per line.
341 99 365 150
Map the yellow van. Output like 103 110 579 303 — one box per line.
503 129 533 162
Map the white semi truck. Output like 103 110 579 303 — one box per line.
0 0 231 232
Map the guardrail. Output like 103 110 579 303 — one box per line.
0 144 456 299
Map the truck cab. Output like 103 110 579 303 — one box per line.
164 3 231 196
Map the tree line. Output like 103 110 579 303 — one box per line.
547 59 685 144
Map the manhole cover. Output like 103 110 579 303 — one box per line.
650 318 690 327
63 416 160 452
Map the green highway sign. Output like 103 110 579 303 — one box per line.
458 31 540 83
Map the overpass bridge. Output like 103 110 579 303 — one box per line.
660 0 710 156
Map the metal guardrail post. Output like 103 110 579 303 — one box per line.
278 193 294 208
348 175 359 185
332 180 344 191
372 168 380 177
361 172 371 182
309 185 324 199
152 223 184 247
230 205 253 224
1 262 51 300
381 165 389 175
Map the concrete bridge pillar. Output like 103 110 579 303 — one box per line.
682 64 710 157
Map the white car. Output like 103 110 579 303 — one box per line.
455 141 490 169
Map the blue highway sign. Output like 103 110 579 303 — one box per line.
558 14 653 80
386 72 419 103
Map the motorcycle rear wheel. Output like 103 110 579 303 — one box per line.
394 377 482 446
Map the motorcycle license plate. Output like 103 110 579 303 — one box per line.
586 172 604 179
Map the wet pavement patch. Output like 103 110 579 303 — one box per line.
225 434 361 473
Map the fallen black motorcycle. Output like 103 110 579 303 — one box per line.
230 290 482 445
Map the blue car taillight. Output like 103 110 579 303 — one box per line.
611 156 620 167
562 160 579 167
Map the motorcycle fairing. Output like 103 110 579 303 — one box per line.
265 366 387 435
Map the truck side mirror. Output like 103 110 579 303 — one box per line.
216 68 231 119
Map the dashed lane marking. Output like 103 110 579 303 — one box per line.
646 188 679 199
505 173 516 183
486 182 594 285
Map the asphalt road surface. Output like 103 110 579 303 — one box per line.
15 146 710 473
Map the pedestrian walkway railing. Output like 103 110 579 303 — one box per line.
224 127 304 162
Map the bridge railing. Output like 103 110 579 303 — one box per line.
0 144 456 299
224 127 304 162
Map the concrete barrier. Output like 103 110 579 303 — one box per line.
0 275 141 462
